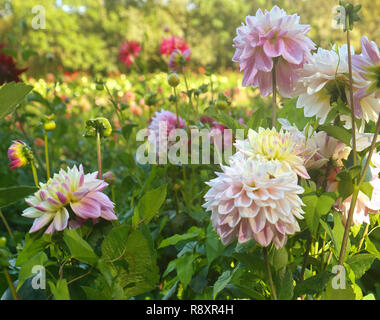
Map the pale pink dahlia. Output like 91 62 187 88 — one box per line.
22 165 117 234
203 156 305 248
232 6 315 97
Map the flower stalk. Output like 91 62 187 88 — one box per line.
97 130 102 178
263 247 277 300
30 161 39 188
3 268 19 300
44 131 50 180
272 58 278 128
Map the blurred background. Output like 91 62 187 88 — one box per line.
0 0 379 78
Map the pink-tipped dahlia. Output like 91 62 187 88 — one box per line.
168 49 191 72
22 165 117 234
203 156 305 248
8 140 31 170
159 35 190 57
119 41 141 68
148 109 186 153
234 127 310 179
232 6 315 97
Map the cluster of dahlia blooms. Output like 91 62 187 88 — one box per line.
232 6 315 98
0 43 27 85
118 41 141 68
22 165 116 234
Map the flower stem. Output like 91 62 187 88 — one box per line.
174 87 179 128
3 268 19 300
183 70 194 109
357 224 369 252
300 233 313 281
272 58 278 128
44 131 50 180
0 210 14 240
346 30 357 167
263 247 277 300
96 131 102 178
30 161 39 188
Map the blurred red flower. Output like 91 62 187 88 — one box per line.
159 35 189 57
0 43 27 85
119 41 141 67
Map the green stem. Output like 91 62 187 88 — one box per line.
346 30 357 167
183 70 194 109
174 87 179 128
97 131 102 178
0 210 14 240
300 233 313 281
357 224 369 252
3 268 19 300
263 247 277 300
30 161 39 188
44 131 50 180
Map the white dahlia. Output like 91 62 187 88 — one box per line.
295 45 380 124
234 127 310 179
203 156 305 248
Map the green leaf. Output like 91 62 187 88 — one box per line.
63 229 98 265
81 286 110 300
101 224 130 262
104 228 159 299
213 270 233 299
49 279 70 300
302 192 319 237
332 213 349 259
271 247 288 271
205 223 224 265
16 233 51 266
325 281 355 300
294 271 332 296
132 184 167 227
0 186 38 209
360 182 373 199
176 253 197 289
365 237 380 260
319 125 351 146
346 253 376 279
17 252 48 290
275 267 294 300
337 171 355 200
0 82 33 119
158 227 201 248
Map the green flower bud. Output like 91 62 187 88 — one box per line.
85 117 112 138
168 73 180 88
103 171 115 185
215 100 228 110
0 237 6 248
43 120 56 131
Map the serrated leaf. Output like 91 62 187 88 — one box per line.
176 253 196 289
294 271 332 296
63 229 98 265
213 270 233 299
49 279 70 300
158 227 201 248
346 253 375 279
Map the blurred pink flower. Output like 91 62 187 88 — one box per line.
160 35 189 57
168 49 191 72
22 165 117 234
203 156 304 248
119 41 141 67
8 140 30 170
232 6 315 97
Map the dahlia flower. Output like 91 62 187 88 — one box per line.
232 6 315 97
296 44 380 124
203 156 305 248
235 127 310 179
119 41 141 67
148 109 186 154
168 49 191 72
159 35 190 57
22 165 117 234
0 43 27 84
8 140 32 170
200 116 232 149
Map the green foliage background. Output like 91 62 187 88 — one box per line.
1 0 379 76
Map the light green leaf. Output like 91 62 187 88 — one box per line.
158 227 201 249
49 279 70 300
63 229 98 265
346 253 376 279
213 270 233 299
0 82 33 119
17 252 48 290
176 253 197 289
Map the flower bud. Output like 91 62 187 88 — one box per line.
43 120 56 131
85 117 112 138
215 100 228 110
8 140 34 170
103 171 115 185
0 237 6 248
168 73 180 88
